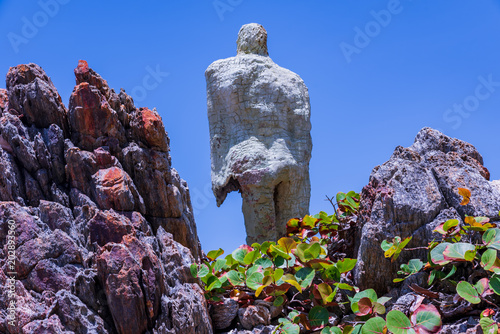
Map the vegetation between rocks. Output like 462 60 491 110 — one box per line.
192 188 500 333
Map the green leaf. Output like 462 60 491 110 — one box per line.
270 244 292 260
489 275 500 295
443 219 459 232
295 267 315 289
336 192 346 202
336 258 357 274
411 304 442 333
206 248 224 261
213 258 227 273
456 281 480 304
482 249 497 270
430 242 452 265
232 245 252 264
271 268 283 283
190 263 209 278
246 272 264 291
377 296 391 305
361 316 386 334
480 317 499 334
226 270 245 286
206 275 222 291
306 243 322 259
443 242 476 261
243 250 260 265
321 327 342 334
381 240 393 252
254 257 273 269
281 322 300 334
322 264 341 282
274 296 284 307
407 259 424 274
386 310 415 334
308 306 329 329
443 265 457 280
484 228 500 250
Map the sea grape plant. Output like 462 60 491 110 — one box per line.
191 191 364 333
382 187 500 332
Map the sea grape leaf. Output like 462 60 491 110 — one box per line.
456 281 480 304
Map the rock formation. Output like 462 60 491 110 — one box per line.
0 62 212 333
354 127 500 294
205 23 312 244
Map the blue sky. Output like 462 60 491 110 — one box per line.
1 1 499 253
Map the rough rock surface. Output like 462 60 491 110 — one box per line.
0 62 212 333
206 23 312 244
354 127 500 294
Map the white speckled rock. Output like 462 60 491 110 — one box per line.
205 23 312 244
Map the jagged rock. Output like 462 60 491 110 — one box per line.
68 81 126 151
154 227 213 334
129 107 169 152
206 23 312 244
0 88 7 113
354 127 500 294
0 62 211 333
6 63 69 136
210 298 239 330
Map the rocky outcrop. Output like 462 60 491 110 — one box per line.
0 62 212 333
354 127 500 294
206 23 312 244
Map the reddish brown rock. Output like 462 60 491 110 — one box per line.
74 59 121 111
92 166 145 213
88 209 134 246
130 107 169 151
6 63 69 136
97 235 164 334
68 81 125 151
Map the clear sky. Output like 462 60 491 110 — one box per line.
1 0 499 253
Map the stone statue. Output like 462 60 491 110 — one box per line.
205 23 312 244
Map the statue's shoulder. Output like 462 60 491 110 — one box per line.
205 55 272 78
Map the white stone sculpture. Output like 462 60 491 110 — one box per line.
205 23 312 244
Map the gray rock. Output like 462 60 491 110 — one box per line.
206 23 312 244
238 305 271 330
6 63 69 136
210 297 239 330
354 127 500 294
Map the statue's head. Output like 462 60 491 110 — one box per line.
236 23 268 56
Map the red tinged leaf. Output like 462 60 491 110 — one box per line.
357 297 373 316
458 187 471 205
410 303 442 333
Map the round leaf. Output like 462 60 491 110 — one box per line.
226 270 245 286
308 306 329 329
411 304 442 333
386 310 415 334
361 316 386 334
246 272 264 291
282 322 300 334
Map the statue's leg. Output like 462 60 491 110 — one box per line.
241 185 277 245
274 169 311 232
